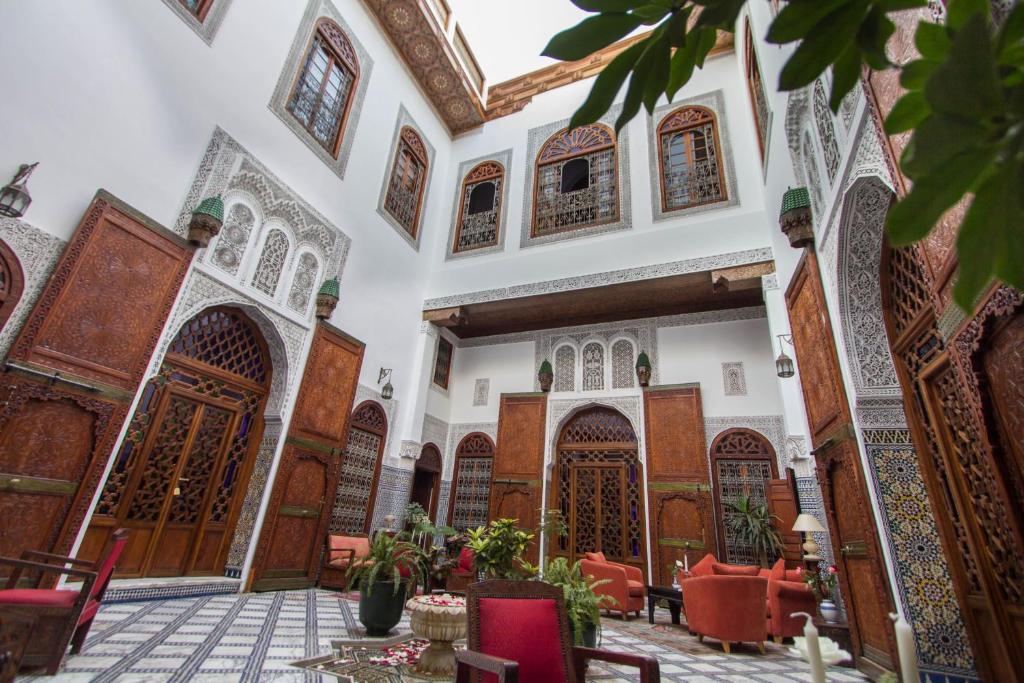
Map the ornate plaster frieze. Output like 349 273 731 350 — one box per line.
547 396 644 466
354 383 399 461
0 218 64 360
399 439 423 461
444 422 497 480
761 274 779 292
533 321 658 392
268 0 373 179
784 86 811 176
376 105 436 251
721 362 747 396
838 83 861 133
421 413 450 454
444 148 514 261
473 379 490 406
423 247 773 310
645 89 740 222
855 397 908 429
227 417 283 570
520 103 632 249
785 435 811 472
160 0 234 44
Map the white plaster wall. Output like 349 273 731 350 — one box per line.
657 317 783 416
447 341 537 423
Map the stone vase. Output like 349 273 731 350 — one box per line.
538 371 553 392
406 594 467 675
636 365 651 387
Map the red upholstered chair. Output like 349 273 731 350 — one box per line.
0 528 128 674
680 574 768 654
446 547 475 593
455 580 660 683
580 551 644 620
320 534 372 590
766 559 816 642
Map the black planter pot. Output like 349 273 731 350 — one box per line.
359 581 408 637
568 619 599 648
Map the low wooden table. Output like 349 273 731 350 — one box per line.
813 617 854 667
646 585 684 625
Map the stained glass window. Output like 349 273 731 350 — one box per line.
744 22 770 161
287 19 359 156
384 127 429 238
611 339 635 389
533 125 618 236
252 229 290 297
213 203 254 275
433 336 453 390
582 342 604 391
454 161 503 252
813 80 840 181
287 252 320 314
554 345 576 392
658 107 725 211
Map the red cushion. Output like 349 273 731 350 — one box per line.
689 554 717 578
478 597 567 683
0 588 81 608
711 562 762 577
328 535 370 564
627 580 644 597
459 547 475 572
584 551 606 563
785 568 805 582
769 558 786 582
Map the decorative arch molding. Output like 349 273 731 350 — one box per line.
546 396 644 472
533 319 658 392
0 237 26 336
444 421 497 480
0 218 64 360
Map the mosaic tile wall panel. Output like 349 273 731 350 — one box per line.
435 479 452 527
369 464 414 531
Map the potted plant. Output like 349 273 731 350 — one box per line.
346 531 428 636
465 518 539 580
544 557 612 647
804 564 840 623
635 351 652 387
538 508 568 560
724 495 783 567
538 359 554 392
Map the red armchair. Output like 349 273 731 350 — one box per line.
766 559 815 642
454 579 660 682
445 546 475 593
320 534 372 590
681 574 768 653
580 552 644 620
0 528 128 674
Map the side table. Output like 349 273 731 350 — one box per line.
646 585 684 626
814 617 854 668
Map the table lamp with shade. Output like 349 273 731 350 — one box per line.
792 513 826 561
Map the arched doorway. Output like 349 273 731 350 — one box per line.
552 406 646 575
448 432 495 531
331 401 386 533
710 428 778 565
0 239 24 333
410 444 442 521
86 307 271 578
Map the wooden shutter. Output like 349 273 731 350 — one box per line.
249 323 364 591
766 470 802 565
490 393 547 564
0 191 192 575
643 384 715 585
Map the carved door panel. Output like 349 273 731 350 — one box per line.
651 491 713 586
568 464 626 565
766 472 803 566
491 393 546 564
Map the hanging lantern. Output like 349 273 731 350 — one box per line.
315 277 340 319
379 368 394 400
188 195 224 247
775 334 795 378
0 163 39 218
779 187 814 249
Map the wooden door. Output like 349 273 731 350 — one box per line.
643 384 714 586
490 393 546 564
411 444 442 520
766 470 803 566
249 323 364 591
710 428 778 565
567 463 627 565
786 250 897 676
0 192 192 578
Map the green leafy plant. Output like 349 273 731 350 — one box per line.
466 518 540 580
724 495 783 566
543 0 1023 310
346 531 428 596
539 359 554 376
404 502 456 539
635 351 652 370
544 557 614 645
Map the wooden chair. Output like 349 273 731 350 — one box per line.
0 528 128 674
320 533 371 590
455 579 660 683
0 608 34 683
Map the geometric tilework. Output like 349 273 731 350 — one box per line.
368 464 414 532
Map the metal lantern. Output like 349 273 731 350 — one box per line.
0 163 39 218
315 277 340 319
775 334 795 378
379 367 394 400
188 195 224 247
779 187 814 249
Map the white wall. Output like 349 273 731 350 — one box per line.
447 341 536 424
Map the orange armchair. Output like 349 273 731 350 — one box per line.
681 575 768 653
320 534 371 590
580 552 644 620
766 559 815 642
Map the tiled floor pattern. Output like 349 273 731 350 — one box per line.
19 589 867 682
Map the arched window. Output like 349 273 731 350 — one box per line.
611 339 635 389
657 106 726 211
212 202 255 276
449 433 495 531
582 342 605 391
454 161 504 253
533 124 618 236
287 18 360 157
0 239 25 334
744 20 770 161
813 80 840 181
710 428 778 565
287 251 320 314
251 229 290 297
384 126 429 239
332 401 387 533
554 345 576 392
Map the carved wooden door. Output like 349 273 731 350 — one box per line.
643 384 714 586
710 428 778 565
766 470 802 566
491 393 547 564
0 192 192 581
786 250 898 676
249 323 364 591
567 464 627 565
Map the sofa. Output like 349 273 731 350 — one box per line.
580 551 645 620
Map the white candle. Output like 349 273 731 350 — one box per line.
792 612 825 683
684 553 689 573
891 613 920 683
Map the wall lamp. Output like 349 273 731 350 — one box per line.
775 334 795 379
0 163 38 218
378 367 394 400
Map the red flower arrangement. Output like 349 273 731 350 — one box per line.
803 564 839 601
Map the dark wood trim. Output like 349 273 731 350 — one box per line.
432 336 453 390
742 19 767 162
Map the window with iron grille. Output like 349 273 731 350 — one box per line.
532 124 618 237
433 336 453 390
744 21 770 161
454 161 503 252
658 106 726 211
384 127 429 238
178 0 214 20
287 19 359 158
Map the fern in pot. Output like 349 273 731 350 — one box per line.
544 557 612 647
346 531 428 636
